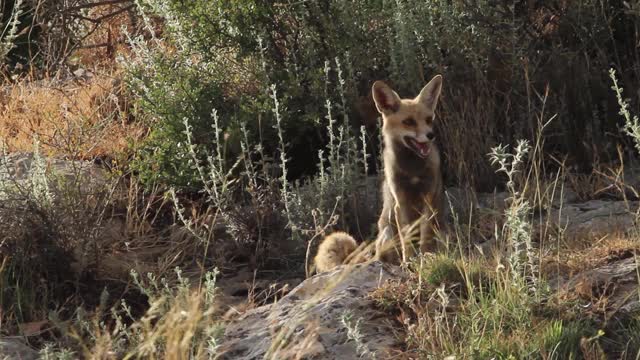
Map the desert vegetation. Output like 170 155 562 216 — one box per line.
1 0 640 359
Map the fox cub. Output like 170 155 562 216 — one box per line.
314 75 445 272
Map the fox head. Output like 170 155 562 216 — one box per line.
371 75 442 159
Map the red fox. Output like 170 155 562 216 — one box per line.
314 75 445 272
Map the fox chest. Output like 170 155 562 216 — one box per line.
391 173 438 216
393 168 436 192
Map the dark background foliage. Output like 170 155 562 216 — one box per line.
119 0 640 191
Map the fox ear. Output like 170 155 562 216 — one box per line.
417 75 443 110
372 81 401 115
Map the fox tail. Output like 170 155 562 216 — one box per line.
313 232 370 273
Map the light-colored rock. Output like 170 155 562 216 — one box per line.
562 256 639 313
445 187 517 217
2 152 129 279
446 185 580 216
214 267 303 321
0 338 37 360
443 187 480 216
547 200 639 237
549 187 580 208
218 261 403 360
2 152 112 193
72 68 94 81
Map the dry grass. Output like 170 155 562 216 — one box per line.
544 233 640 277
0 73 145 159
439 83 501 191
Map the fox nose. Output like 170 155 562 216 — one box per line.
426 132 435 141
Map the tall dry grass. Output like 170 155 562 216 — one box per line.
0 74 144 159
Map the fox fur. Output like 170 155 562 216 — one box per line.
313 232 358 273
314 75 445 272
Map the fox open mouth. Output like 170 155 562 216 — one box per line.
404 137 431 158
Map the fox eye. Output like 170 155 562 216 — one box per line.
402 118 416 127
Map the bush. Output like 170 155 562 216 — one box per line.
126 0 388 189
124 1 386 264
123 0 640 267
0 146 103 331
126 48 232 189
128 0 640 194
163 84 376 269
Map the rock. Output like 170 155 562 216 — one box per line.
3 152 110 189
547 200 639 238
73 68 94 80
622 166 640 197
549 187 580 208
445 187 518 215
0 338 38 360
562 256 639 313
1 152 129 279
218 261 404 360
596 165 640 201
443 187 479 216
446 185 580 216
1 152 120 206
214 267 303 321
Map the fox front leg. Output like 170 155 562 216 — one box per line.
390 192 420 264
419 197 442 253
375 195 402 263
419 211 437 253
375 224 398 262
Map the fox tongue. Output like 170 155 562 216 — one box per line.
414 141 429 157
